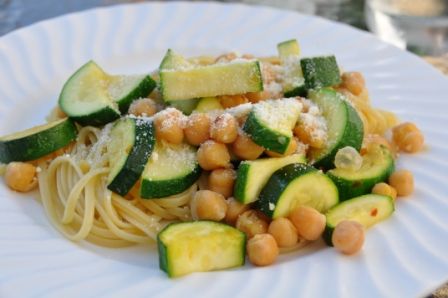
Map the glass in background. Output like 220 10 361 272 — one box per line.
240 0 367 29
365 0 448 55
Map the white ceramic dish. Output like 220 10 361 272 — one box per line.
0 2 447 298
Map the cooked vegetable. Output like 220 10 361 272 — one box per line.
107 117 155 196
0 118 77 163
323 194 394 245
300 55 341 89
140 142 201 198
243 98 302 154
234 153 306 204
157 221 246 277
59 61 155 126
159 50 263 101
308 89 364 169
257 163 339 218
277 39 306 97
195 97 223 113
327 144 395 200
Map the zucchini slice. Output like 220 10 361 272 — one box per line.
323 194 395 245
195 97 223 113
140 142 201 198
234 154 306 204
300 55 341 89
168 99 199 115
277 39 301 57
327 144 395 200
277 39 306 97
243 98 302 154
59 61 156 126
308 89 364 169
160 54 263 101
158 221 246 278
106 117 155 196
0 118 77 163
257 163 339 219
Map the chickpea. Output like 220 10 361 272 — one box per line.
128 98 157 116
289 206 326 241
389 170 414 197
236 210 269 238
225 197 250 225
372 182 397 200
341 72 365 96
154 108 185 144
245 90 271 103
294 125 325 149
194 190 228 221
215 52 238 63
332 220 365 255
184 113 210 146
4 162 38 192
208 168 236 198
219 95 248 109
392 122 424 153
266 137 298 157
231 133 264 160
247 233 279 266
268 217 298 248
197 140 231 170
210 113 238 144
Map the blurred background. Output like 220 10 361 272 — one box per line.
0 0 447 296
1 0 447 73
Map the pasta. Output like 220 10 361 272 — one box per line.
37 126 196 247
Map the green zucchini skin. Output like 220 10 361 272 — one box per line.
243 110 291 154
69 107 121 127
327 145 395 200
107 118 155 196
284 84 307 97
140 165 201 199
0 119 77 163
323 194 395 246
117 75 156 114
301 55 341 89
308 89 364 170
256 163 339 218
234 162 251 203
234 154 306 204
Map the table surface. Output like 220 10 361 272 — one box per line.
0 0 447 297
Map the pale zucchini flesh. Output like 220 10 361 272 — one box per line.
160 61 263 101
157 221 246 277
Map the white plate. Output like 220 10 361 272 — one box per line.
0 2 447 298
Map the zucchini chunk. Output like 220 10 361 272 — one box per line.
257 163 339 219
158 221 246 278
106 117 155 196
59 61 155 126
140 142 201 198
300 55 341 89
323 194 395 245
308 89 364 169
168 99 199 115
234 154 306 204
243 98 302 154
277 39 306 97
0 118 77 163
327 144 395 200
194 97 223 113
159 51 263 101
